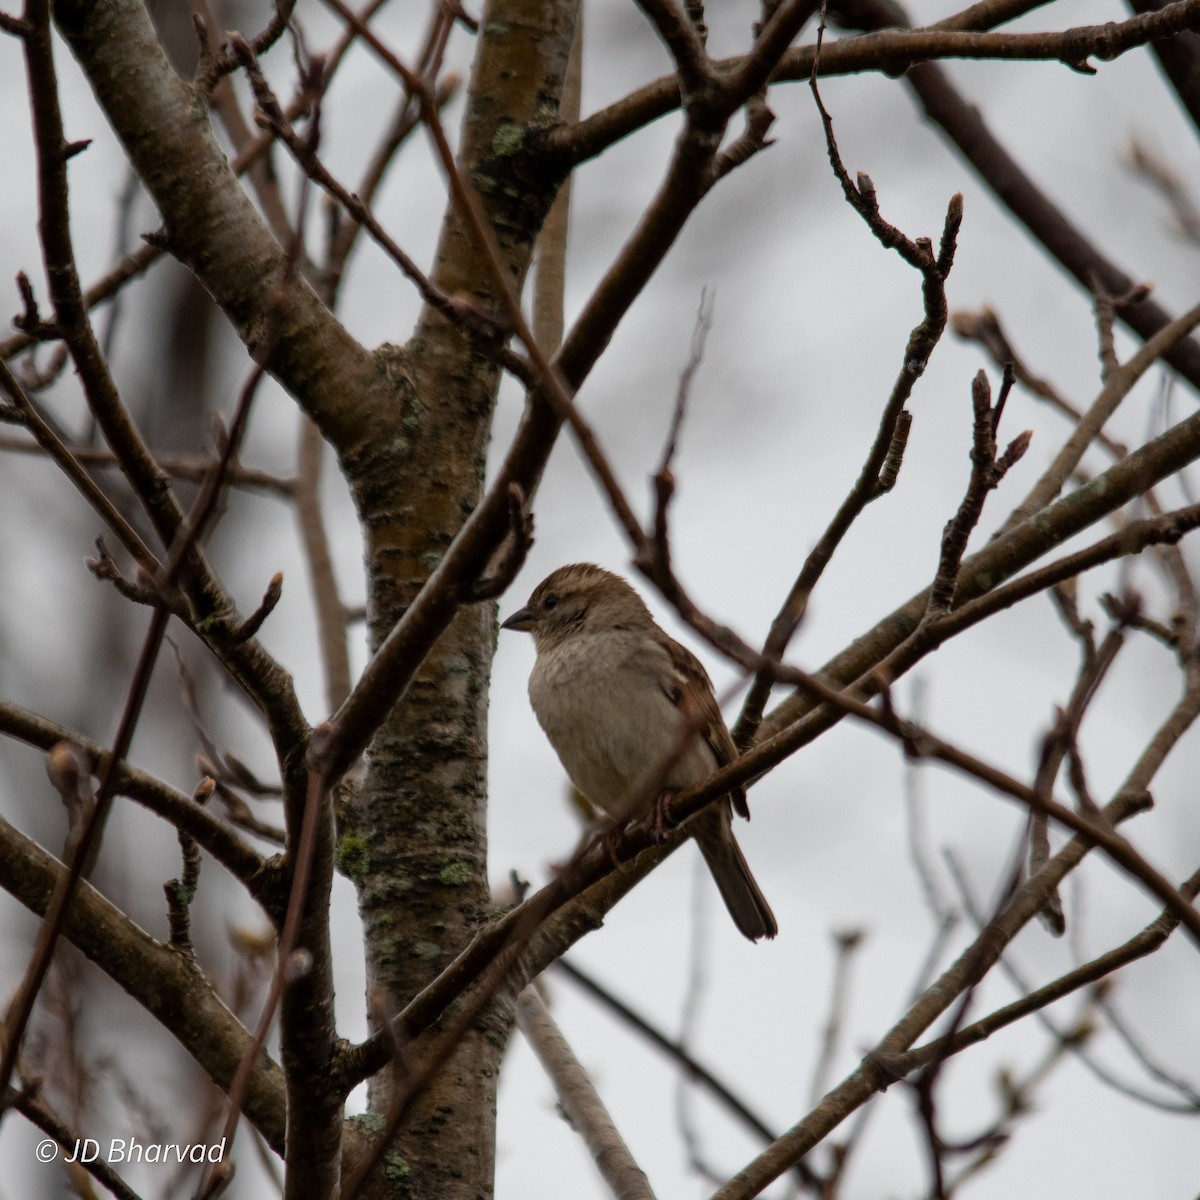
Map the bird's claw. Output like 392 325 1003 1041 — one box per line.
652 789 679 843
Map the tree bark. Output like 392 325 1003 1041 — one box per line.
339 1 579 1195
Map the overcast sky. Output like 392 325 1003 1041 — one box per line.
2 1 1199 1196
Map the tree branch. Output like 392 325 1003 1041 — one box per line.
0 810 287 1148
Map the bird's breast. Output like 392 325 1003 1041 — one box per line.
527 634 713 814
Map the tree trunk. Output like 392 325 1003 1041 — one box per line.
341 2 579 1194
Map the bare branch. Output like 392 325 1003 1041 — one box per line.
809 929 865 1107
634 0 712 98
938 853 1200 1112
516 983 656 1200
928 367 1028 616
233 573 284 643
1128 137 1200 243
0 810 286 1146
6 1082 146 1200
553 958 814 1183
731 99 961 744
0 356 159 573
0 433 295 495
1004 299 1200 531
0 262 281 1106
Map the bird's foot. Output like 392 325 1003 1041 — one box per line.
651 789 680 843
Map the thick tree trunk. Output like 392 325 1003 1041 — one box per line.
341 2 579 1195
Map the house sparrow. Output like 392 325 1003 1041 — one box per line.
502 563 777 941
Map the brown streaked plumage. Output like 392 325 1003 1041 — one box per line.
502 563 777 941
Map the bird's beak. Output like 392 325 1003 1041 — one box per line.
501 606 535 632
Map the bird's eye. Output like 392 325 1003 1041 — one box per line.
542 594 559 611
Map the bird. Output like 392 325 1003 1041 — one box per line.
501 563 777 941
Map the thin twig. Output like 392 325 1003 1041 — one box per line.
707 711 1198 1200
905 828 1030 1200
231 37 475 334
0 432 295 494
0 232 280 1106
6 1083 146 1200
199 727 332 1198
809 929 865 1108
1128 138 1200 243
951 306 1131 458
531 8 582 356
1003 299 1200 531
555 958 816 1188
0 359 159 572
927 367 1028 616
938 853 1200 1112
732 34 961 746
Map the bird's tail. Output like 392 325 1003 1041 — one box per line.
694 808 778 942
